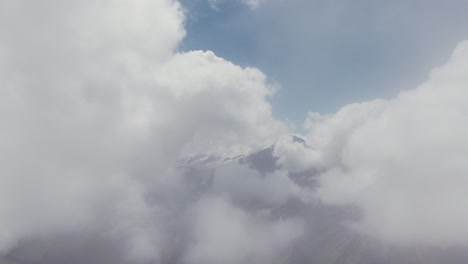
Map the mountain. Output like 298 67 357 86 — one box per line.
174 135 468 264
4 135 468 264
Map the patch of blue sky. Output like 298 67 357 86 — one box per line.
179 0 468 126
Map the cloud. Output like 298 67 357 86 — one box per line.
241 0 264 10
212 162 307 206
3 0 468 262
0 0 287 262
273 135 323 173
288 41 468 246
185 197 303 264
206 0 265 11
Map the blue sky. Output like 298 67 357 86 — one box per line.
179 0 468 124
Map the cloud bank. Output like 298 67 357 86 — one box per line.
275 41 468 246
2 0 468 263
0 0 289 263
307 42 468 245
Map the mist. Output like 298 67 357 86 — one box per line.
1 1 468 264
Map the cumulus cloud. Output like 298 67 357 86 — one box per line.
273 135 323 173
3 0 468 263
0 0 288 262
281 41 468 246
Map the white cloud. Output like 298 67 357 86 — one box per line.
4 0 468 261
0 0 286 261
297 41 468 246
206 0 265 11
212 162 306 206
242 0 264 10
185 197 303 264
273 135 323 173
